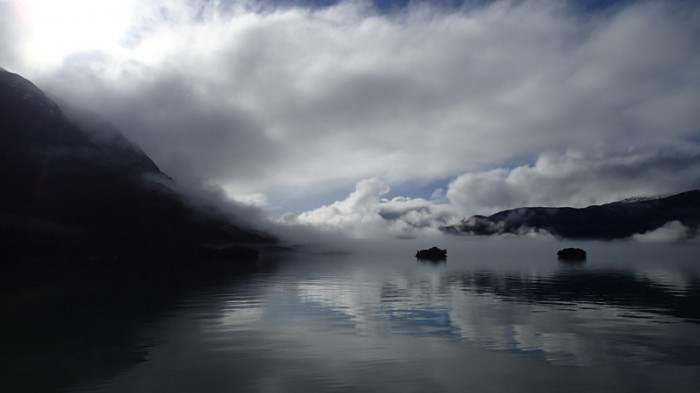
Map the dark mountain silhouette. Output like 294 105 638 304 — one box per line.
443 190 700 240
0 68 273 265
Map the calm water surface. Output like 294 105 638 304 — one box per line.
3 239 700 392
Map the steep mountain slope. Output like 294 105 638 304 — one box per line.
0 69 272 263
443 190 700 240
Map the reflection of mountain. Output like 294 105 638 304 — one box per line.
0 69 272 263
0 260 283 393
1 267 160 393
445 268 700 322
443 190 700 239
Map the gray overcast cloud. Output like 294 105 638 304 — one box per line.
4 0 700 235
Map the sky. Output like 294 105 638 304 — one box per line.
2 0 700 238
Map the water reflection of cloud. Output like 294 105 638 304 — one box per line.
634 268 695 293
296 275 386 333
512 323 591 366
289 268 600 366
216 306 264 330
445 285 587 366
285 261 700 367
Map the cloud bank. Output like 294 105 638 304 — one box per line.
289 146 700 238
287 178 452 238
4 0 700 237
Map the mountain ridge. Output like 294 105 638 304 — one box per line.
0 69 273 264
442 190 700 240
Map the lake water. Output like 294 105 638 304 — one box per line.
3 238 700 392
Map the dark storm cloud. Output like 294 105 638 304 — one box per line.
45 59 282 193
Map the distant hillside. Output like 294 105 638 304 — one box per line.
0 69 273 264
442 190 700 240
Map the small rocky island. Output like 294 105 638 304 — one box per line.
557 247 587 261
416 247 447 261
